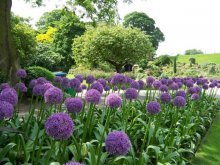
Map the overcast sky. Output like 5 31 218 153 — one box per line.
12 0 220 55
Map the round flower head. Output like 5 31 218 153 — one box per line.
124 88 138 100
54 76 63 84
97 78 107 87
111 74 126 85
44 87 63 105
209 83 216 88
36 77 48 85
160 78 168 85
61 77 70 89
170 83 179 90
85 89 101 104
138 80 145 89
167 79 173 86
64 162 84 165
176 90 186 98
29 79 37 88
81 84 87 90
195 86 202 93
45 112 74 140
197 78 203 85
105 93 122 108
15 82 27 93
65 98 83 114
16 69 27 78
90 82 104 94
42 83 54 94
70 78 81 89
173 96 186 108
153 80 161 89
104 85 110 91
75 74 84 83
202 84 209 90
146 76 155 85
105 131 130 156
75 86 82 93
130 81 139 90
160 92 171 103
33 84 45 96
187 87 197 95
146 101 161 115
0 83 10 92
0 101 14 120
186 80 194 88
86 75 95 84
191 93 199 100
159 85 168 92
177 82 183 88
0 88 18 106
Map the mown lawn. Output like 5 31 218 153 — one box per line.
177 53 220 64
193 112 220 165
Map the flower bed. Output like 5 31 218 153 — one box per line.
0 70 219 164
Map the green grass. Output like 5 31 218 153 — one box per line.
177 53 220 64
193 112 220 165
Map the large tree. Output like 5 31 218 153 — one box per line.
73 25 154 72
123 11 165 50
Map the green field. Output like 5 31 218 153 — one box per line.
177 53 220 64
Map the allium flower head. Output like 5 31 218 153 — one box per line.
146 101 161 115
105 93 122 108
97 78 107 87
138 80 145 89
75 86 82 93
90 82 104 94
36 77 48 85
81 84 87 90
160 78 167 85
85 89 101 104
191 93 199 100
202 84 209 90
16 69 27 78
44 87 63 104
0 88 18 106
170 83 179 90
64 162 84 165
61 77 70 89
42 83 54 94
15 82 27 92
176 90 186 98
105 131 130 156
0 101 14 120
29 79 37 88
104 85 110 91
65 98 83 114
160 92 171 103
70 78 81 89
86 75 95 84
187 87 197 95
111 74 126 85
45 112 74 140
173 96 186 107
159 85 168 92
146 76 155 85
33 84 44 96
75 74 84 83
124 88 138 100
54 76 63 84
153 80 161 89
0 83 10 92
209 83 216 88
186 80 194 87
130 81 139 90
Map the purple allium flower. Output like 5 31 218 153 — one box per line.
124 88 138 100
97 78 107 87
167 79 173 86
0 101 14 120
85 89 101 104
105 93 122 108
42 83 54 94
186 80 194 88
44 87 63 104
29 79 37 88
159 85 168 92
160 78 167 85
187 87 197 95
111 74 126 85
160 92 171 103
130 81 139 90
0 83 10 92
75 86 82 93
209 83 216 88
177 82 183 88
146 76 155 86
65 98 83 114
15 82 27 92
173 96 186 108
191 93 199 100
202 84 209 90
105 131 130 156
175 90 186 98
33 84 45 96
0 88 18 106
70 78 81 89
45 112 74 140
170 83 179 90
16 69 27 78
36 77 48 85
54 76 63 84
125 77 133 84
138 80 145 89
197 78 203 85
153 80 161 89
86 75 95 84
104 85 110 91
90 82 104 94
64 162 84 165
75 74 84 83
146 101 161 115
61 77 70 89
81 84 87 90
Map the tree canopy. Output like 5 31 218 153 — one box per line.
123 11 165 50
73 25 154 72
185 49 204 55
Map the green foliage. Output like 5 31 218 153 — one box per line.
173 56 177 74
26 66 55 83
11 13 37 68
154 55 172 66
29 43 62 71
0 71 7 84
185 49 204 55
189 57 196 66
73 25 154 73
123 12 165 50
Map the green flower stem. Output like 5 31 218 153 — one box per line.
45 139 56 164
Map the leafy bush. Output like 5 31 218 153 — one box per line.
185 49 204 55
154 55 172 66
26 66 55 83
0 71 7 84
189 58 196 65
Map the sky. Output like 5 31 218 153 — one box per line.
11 0 220 55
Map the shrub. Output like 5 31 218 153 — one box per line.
154 55 172 66
189 58 196 66
0 71 7 84
26 66 55 83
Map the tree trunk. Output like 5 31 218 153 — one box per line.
0 0 19 84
